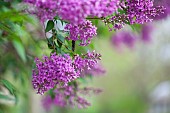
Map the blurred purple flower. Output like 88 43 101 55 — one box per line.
154 0 170 20
24 0 58 22
141 24 153 43
42 85 102 110
80 63 105 77
111 31 137 50
42 95 53 111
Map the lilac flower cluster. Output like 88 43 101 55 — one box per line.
65 20 97 46
80 63 105 77
125 0 165 24
74 51 102 77
24 0 58 22
32 53 78 94
104 14 129 30
57 0 119 24
32 51 101 94
42 85 102 110
154 0 170 20
107 0 165 30
24 0 119 24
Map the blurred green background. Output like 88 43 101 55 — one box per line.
1 1 170 113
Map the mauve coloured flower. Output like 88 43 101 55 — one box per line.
57 0 119 24
42 84 102 110
42 95 53 111
126 0 164 24
65 20 97 46
32 53 79 94
24 0 58 22
80 63 105 77
141 24 153 43
111 31 137 49
108 0 165 30
32 51 101 94
24 0 119 24
154 0 170 20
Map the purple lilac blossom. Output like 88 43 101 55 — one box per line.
24 0 119 24
141 24 153 43
80 63 105 77
154 0 170 20
74 50 102 75
32 53 78 94
65 20 97 46
57 0 119 24
32 51 101 94
108 0 165 30
78 87 102 96
106 14 129 31
125 0 165 24
24 0 58 22
42 85 102 110
111 31 137 49
42 95 53 111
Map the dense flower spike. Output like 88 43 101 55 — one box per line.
80 63 105 77
106 0 165 30
104 14 129 31
24 0 119 24
32 54 78 94
24 0 58 22
32 51 101 94
74 52 104 77
125 0 165 24
65 20 97 46
42 84 102 110
154 0 170 20
58 0 119 24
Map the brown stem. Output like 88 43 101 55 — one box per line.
72 40 75 52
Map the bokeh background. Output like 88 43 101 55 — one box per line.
1 1 170 113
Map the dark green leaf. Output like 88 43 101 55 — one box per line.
45 20 54 32
12 38 26 62
0 79 16 95
118 9 126 14
56 46 61 53
57 34 65 43
47 37 56 49
57 40 62 48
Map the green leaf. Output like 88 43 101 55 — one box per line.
0 79 16 95
130 24 141 32
57 34 65 43
56 46 61 53
118 9 126 14
48 89 55 99
12 38 27 62
54 16 60 20
57 40 62 48
47 37 56 49
45 20 54 32
0 93 15 101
